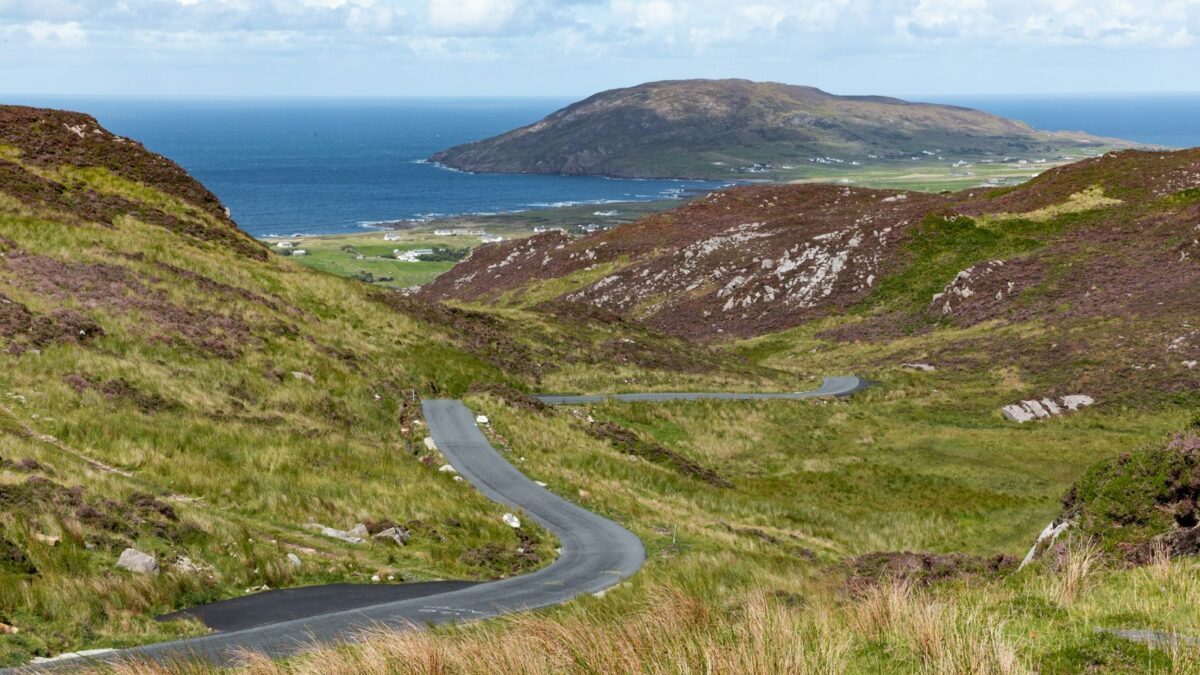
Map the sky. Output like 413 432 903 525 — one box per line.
1 0 1199 98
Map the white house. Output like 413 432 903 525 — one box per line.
394 248 435 262
291 249 308 257
275 241 295 249
480 233 504 243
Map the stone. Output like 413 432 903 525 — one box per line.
438 463 457 474
901 363 936 372
372 527 409 546
349 523 369 538
502 512 521 528
1060 395 1095 411
423 437 438 451
116 548 159 575
320 527 364 544
475 415 490 425
286 553 302 569
1185 361 1198 370
291 371 315 384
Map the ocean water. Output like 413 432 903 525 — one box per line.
8 97 725 237
7 94 1199 237
933 94 1200 149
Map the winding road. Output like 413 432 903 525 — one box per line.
16 376 866 672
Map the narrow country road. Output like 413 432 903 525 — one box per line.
15 377 866 672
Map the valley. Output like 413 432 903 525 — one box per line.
0 105 1198 674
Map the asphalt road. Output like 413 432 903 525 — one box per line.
15 378 866 671
536 376 871 405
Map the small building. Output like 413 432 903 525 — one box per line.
434 229 454 236
275 241 295 249
394 248 435 262
383 232 403 241
480 234 504 243
291 250 307 257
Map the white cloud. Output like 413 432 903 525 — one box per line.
427 0 518 36
23 19 87 44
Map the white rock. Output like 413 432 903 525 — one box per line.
372 527 409 546
1060 395 1095 411
1002 404 1036 423
535 481 548 487
320 527 363 544
291 371 315 384
901 363 936 372
453 475 464 482
502 513 521 529
116 548 158 575
438 463 457 474
1184 361 1197 370
1022 400 1050 418
286 553 302 569
350 523 369 538
475 415 490 425
423 437 437 451
371 574 381 582
1040 398 1061 416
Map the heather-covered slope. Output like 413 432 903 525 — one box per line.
430 79 1120 179
424 148 1200 401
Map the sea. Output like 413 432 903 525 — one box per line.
6 94 1200 238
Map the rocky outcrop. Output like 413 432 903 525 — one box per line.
1002 395 1095 423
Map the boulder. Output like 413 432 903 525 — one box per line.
438 463 457 474
901 363 936 372
286 552 302 569
116 548 159 575
502 512 521 528
475 415 490 425
372 527 409 546
423 437 438 451
291 371 315 384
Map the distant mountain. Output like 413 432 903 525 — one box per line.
430 79 1122 179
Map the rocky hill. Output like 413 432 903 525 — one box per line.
422 148 1200 401
430 79 1119 179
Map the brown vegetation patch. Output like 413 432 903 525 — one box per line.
844 551 1016 593
586 421 733 488
467 383 548 413
5 253 255 358
375 292 546 378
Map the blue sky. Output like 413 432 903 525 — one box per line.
2 0 1199 97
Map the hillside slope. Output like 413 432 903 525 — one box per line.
430 79 1119 179
0 105 767 665
423 148 1200 402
